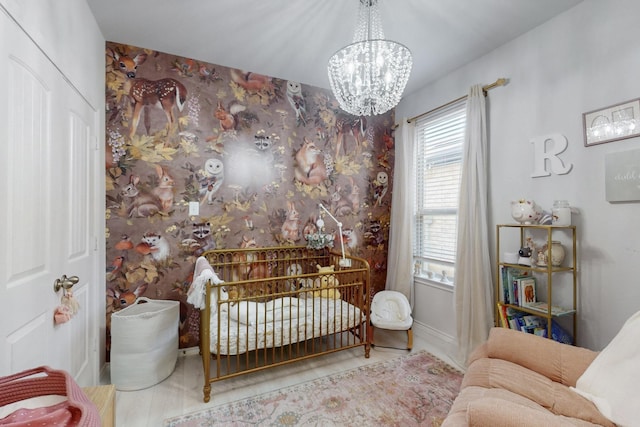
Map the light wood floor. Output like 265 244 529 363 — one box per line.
105 329 462 427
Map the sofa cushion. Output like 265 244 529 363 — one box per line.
486 327 597 387
467 396 603 427
462 357 614 426
443 386 558 427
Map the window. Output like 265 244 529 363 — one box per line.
413 99 466 284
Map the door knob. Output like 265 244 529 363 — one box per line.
54 275 79 292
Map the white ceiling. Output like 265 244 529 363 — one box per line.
87 0 583 96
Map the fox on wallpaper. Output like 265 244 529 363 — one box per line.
104 41 396 350
294 137 328 185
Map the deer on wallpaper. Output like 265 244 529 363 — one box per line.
108 48 188 138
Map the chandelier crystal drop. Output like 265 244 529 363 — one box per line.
328 0 412 116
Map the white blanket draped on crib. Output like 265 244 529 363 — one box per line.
187 256 225 310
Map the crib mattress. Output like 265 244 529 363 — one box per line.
209 297 364 355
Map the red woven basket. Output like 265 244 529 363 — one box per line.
0 366 100 426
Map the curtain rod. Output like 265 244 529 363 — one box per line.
406 77 508 124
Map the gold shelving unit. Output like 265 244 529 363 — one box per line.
495 224 577 343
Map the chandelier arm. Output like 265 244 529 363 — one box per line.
366 0 372 41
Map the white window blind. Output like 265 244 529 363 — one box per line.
414 98 466 282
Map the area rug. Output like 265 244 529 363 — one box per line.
164 350 463 427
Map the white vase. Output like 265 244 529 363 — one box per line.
547 241 565 267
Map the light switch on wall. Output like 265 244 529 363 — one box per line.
189 201 199 216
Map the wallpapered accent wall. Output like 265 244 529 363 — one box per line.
105 41 396 350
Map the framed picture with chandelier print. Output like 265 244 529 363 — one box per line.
583 98 640 146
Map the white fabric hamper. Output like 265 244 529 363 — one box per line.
110 297 179 391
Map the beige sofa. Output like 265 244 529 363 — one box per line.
442 327 614 427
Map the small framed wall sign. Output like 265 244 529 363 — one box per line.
605 148 640 202
583 98 640 146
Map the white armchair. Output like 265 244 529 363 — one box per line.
370 290 413 350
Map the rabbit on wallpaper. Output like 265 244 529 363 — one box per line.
152 165 175 212
121 174 162 218
330 185 353 217
281 201 301 242
347 177 360 214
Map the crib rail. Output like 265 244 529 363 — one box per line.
198 246 371 402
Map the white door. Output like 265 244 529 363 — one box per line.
0 10 99 386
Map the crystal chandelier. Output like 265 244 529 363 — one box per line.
328 0 412 116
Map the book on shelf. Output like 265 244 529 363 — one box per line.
500 266 529 305
503 309 537 334
496 305 573 344
497 303 509 328
520 315 546 336
517 277 537 307
526 302 575 316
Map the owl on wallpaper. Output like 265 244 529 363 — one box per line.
373 171 389 206
286 81 307 127
198 158 224 204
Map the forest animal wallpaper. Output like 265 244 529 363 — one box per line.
105 42 396 350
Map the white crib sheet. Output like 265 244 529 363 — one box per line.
209 297 364 355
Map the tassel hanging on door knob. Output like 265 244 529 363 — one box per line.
53 275 80 325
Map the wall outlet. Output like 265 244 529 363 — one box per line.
188 201 199 216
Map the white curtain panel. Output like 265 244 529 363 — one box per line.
384 119 415 305
454 85 495 365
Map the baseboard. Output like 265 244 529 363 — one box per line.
177 329 459 364
413 320 458 362
178 346 200 357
